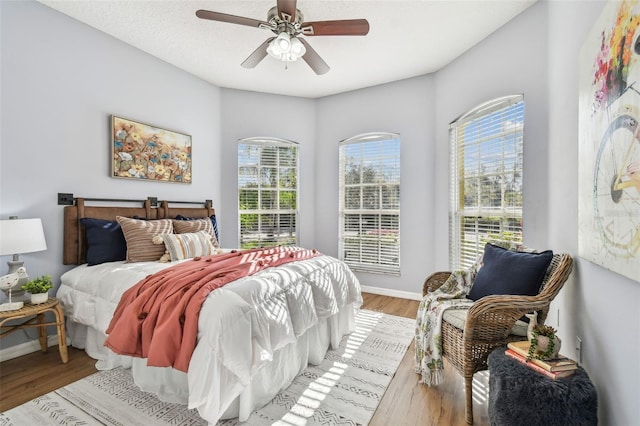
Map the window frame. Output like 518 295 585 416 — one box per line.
338 132 401 275
238 137 299 249
449 95 524 269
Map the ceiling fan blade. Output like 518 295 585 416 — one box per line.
301 19 370 36
277 0 297 22
196 9 269 29
299 39 329 75
241 37 275 69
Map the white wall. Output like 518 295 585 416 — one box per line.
433 3 550 266
316 75 436 294
219 88 316 249
546 2 639 425
0 1 222 346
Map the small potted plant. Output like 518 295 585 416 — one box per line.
527 324 562 360
21 275 53 304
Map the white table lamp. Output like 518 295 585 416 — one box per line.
0 218 48 311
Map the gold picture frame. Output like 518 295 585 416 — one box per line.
111 115 192 183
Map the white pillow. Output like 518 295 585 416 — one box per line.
161 231 216 261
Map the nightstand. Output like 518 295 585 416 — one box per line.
0 297 68 363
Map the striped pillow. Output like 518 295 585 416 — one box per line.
162 231 216 261
116 216 173 262
172 218 219 248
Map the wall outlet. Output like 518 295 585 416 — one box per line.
557 308 560 328
576 336 582 363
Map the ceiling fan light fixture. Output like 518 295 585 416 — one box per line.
290 37 306 57
267 32 291 55
276 32 291 50
267 33 305 62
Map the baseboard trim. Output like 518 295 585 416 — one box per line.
360 285 422 301
0 335 68 362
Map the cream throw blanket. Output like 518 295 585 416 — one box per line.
414 264 479 386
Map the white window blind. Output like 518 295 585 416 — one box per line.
339 133 400 275
238 137 298 249
449 95 524 269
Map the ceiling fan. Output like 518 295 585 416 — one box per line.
195 0 369 75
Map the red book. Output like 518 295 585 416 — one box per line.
505 349 575 379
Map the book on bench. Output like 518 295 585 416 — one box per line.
507 341 578 372
504 349 576 379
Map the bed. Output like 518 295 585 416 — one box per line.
57 197 362 424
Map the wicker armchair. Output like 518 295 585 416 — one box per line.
422 252 573 424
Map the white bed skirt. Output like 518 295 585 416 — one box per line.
66 304 357 424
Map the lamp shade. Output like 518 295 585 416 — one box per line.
267 34 306 62
0 218 47 256
290 37 306 57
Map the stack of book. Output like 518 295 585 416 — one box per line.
505 341 578 379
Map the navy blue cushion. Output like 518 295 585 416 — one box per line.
467 243 553 301
175 214 219 243
80 218 127 266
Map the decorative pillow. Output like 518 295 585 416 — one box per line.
80 218 127 266
161 231 216 261
175 214 219 243
466 243 553 301
172 218 219 247
172 217 212 235
116 216 173 262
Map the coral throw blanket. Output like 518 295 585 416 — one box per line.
104 246 320 372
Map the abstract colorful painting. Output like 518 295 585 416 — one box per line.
578 0 640 282
111 116 192 183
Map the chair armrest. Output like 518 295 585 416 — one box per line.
463 294 550 341
470 294 550 317
422 271 451 296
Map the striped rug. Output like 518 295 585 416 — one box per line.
0 310 414 426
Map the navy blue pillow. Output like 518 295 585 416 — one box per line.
80 218 127 266
466 243 553 301
175 214 219 243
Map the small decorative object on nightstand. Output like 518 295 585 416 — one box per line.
0 267 28 311
21 275 53 305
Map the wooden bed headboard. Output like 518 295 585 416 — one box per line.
63 197 215 265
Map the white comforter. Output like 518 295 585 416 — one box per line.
57 253 362 424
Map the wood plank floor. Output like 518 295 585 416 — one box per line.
0 293 489 425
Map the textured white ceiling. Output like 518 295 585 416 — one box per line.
37 0 537 98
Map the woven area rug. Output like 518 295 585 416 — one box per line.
0 309 414 426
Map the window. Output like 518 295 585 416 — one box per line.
449 95 524 269
339 133 400 274
238 137 298 249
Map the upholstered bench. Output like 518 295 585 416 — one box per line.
488 348 597 425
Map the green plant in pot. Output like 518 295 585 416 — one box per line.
527 324 562 360
21 275 53 304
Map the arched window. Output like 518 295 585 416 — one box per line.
449 95 524 269
238 137 298 248
339 132 401 274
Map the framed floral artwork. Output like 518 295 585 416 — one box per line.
111 115 192 183
578 0 640 282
